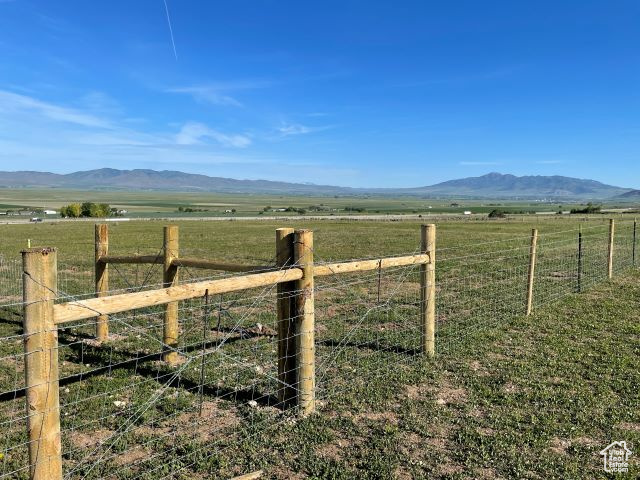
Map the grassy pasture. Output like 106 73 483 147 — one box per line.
0 216 638 478
0 187 621 218
0 214 631 300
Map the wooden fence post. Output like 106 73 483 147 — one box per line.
95 224 109 341
293 229 315 415
633 218 637 268
22 247 63 480
276 228 296 407
163 225 180 364
607 219 615 279
420 224 436 356
526 228 538 316
577 225 583 293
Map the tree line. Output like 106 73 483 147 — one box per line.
60 202 115 218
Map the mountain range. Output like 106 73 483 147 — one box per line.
616 189 640 198
0 169 634 199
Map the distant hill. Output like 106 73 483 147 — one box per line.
0 168 356 195
0 169 632 199
401 172 630 199
615 189 640 199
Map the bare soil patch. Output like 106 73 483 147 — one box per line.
172 400 241 442
113 445 150 466
549 437 570 455
68 428 114 450
435 377 467 406
617 422 640 432
354 410 398 425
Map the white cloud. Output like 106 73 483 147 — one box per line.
166 80 273 107
77 91 122 114
167 86 242 107
277 122 336 137
176 122 251 148
0 90 112 128
0 90 250 149
0 89 257 175
278 123 312 136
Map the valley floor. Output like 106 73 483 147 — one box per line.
219 270 640 479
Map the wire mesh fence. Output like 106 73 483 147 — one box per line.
0 219 638 478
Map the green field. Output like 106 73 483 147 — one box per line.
2 187 638 219
0 216 638 478
0 215 632 302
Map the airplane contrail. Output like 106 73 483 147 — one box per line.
163 0 178 60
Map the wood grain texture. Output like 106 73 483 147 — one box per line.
22 247 62 480
421 225 436 356
95 224 109 340
314 254 429 277
54 268 304 324
163 226 180 364
293 229 315 415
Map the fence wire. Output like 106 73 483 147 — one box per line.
0 219 638 478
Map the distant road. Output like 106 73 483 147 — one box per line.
0 213 482 224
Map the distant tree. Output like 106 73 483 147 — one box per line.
570 202 601 214
80 202 93 217
69 203 82 217
61 202 109 218
97 203 110 217
60 203 82 218
488 209 506 218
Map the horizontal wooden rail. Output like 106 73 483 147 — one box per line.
100 254 269 273
172 257 272 272
53 268 304 324
98 253 429 276
99 255 161 264
314 253 430 277
53 253 431 324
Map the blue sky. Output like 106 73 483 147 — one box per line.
0 1 639 188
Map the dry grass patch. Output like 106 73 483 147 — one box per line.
435 378 468 406
113 445 150 466
173 401 241 442
617 422 640 432
68 428 114 450
548 437 571 456
354 410 399 425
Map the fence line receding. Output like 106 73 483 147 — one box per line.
0 219 637 479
